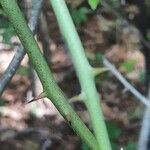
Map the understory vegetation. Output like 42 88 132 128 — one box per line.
0 0 150 149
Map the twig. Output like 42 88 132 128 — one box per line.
138 85 150 150
100 0 150 52
102 57 150 108
100 2 150 149
0 0 43 96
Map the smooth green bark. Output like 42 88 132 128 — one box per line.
0 0 99 149
50 0 111 149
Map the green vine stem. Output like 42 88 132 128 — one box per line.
50 0 111 149
0 0 98 149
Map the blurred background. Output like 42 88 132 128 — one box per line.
0 0 150 149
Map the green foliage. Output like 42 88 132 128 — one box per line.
1 0 99 149
0 8 15 43
0 98 6 106
86 51 103 66
119 59 137 74
88 0 100 10
0 8 6 16
1 26 15 43
80 142 90 150
70 7 90 26
106 121 136 150
108 0 121 8
95 70 109 83
146 30 150 41
128 106 143 124
111 142 118 150
124 141 136 150
106 121 122 139
106 121 122 149
138 69 145 83
95 52 103 65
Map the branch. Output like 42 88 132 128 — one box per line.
138 85 150 150
50 0 111 149
100 2 150 149
101 0 150 52
103 57 150 149
103 57 150 107
0 0 99 149
138 103 150 150
0 0 43 96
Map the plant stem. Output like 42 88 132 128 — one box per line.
49 0 111 149
103 57 150 107
0 0 98 149
138 88 150 150
0 0 43 96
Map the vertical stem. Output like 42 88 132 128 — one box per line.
0 0 98 149
49 0 111 149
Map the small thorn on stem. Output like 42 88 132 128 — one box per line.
27 92 46 104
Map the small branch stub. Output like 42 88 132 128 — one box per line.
27 92 46 103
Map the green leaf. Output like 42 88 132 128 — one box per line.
125 141 136 150
2 26 15 43
88 0 100 10
111 142 118 150
0 15 15 43
106 121 122 139
0 9 5 15
129 106 143 120
146 30 150 41
138 69 145 83
119 59 137 74
70 7 90 26
95 52 103 65
80 142 90 150
0 98 6 106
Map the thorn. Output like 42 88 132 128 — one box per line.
27 92 46 104
69 92 85 103
92 67 109 77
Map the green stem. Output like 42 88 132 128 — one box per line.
50 0 111 149
0 0 98 149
